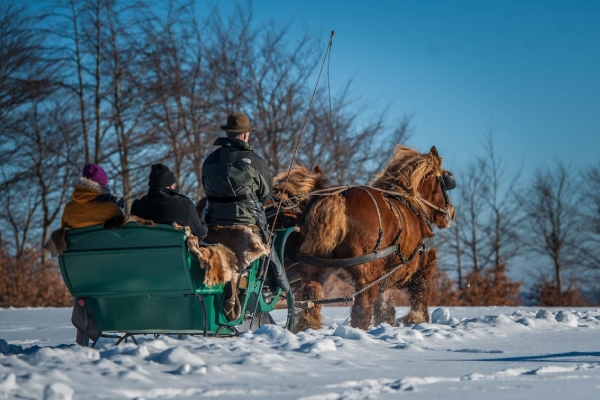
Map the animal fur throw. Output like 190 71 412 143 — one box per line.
43 227 70 257
124 214 157 227
44 215 156 257
173 223 239 287
203 225 269 271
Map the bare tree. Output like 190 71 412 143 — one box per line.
580 162 600 284
521 162 583 294
142 0 215 198
26 100 81 258
456 158 488 272
102 0 158 210
438 134 522 291
0 93 82 254
51 0 112 164
0 177 39 258
0 3 75 259
0 2 54 123
479 133 523 268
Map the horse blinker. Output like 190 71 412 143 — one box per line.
442 172 456 191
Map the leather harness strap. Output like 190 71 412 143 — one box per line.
206 193 254 203
297 245 399 268
297 236 436 269
356 187 384 251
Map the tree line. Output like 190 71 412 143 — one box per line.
1 0 598 307
437 134 600 305
0 0 408 258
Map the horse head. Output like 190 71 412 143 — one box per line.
370 145 455 229
418 146 455 229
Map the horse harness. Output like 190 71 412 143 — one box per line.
296 186 436 269
292 186 439 310
264 191 303 222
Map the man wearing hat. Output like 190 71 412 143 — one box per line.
131 163 207 239
202 112 289 295
202 112 272 227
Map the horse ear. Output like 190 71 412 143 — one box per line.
313 166 323 175
429 146 439 158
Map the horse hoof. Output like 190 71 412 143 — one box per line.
397 310 428 325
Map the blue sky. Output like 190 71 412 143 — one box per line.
211 0 600 178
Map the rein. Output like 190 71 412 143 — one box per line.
266 31 335 248
264 193 302 220
295 236 436 309
265 183 452 221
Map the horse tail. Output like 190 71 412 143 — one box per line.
300 194 347 257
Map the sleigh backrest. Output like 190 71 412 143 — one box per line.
58 223 207 298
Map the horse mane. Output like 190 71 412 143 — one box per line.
369 145 441 197
273 165 327 199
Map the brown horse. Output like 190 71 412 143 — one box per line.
295 145 455 331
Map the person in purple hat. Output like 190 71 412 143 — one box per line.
61 163 124 229
61 164 125 345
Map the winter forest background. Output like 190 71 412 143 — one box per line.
1 0 600 308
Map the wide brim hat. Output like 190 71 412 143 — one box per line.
220 112 256 134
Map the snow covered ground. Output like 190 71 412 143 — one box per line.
1 306 599 399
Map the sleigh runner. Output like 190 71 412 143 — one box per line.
58 222 296 347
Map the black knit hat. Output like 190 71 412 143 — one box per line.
148 163 176 188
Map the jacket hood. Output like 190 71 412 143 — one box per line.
214 137 253 151
71 177 110 203
147 187 189 199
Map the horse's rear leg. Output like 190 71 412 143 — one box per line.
373 289 396 326
350 286 378 330
294 281 324 332
400 251 436 325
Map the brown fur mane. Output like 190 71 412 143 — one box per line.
369 145 442 208
273 165 327 200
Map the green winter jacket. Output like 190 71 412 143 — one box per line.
202 137 272 226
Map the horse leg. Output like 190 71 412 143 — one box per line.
294 280 325 332
400 250 436 325
373 288 396 326
350 285 378 330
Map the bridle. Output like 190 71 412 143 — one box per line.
418 171 455 227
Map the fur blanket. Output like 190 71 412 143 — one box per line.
43 227 69 257
203 225 269 271
43 215 153 257
172 223 239 286
173 223 242 321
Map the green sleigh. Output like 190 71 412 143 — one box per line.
58 223 295 347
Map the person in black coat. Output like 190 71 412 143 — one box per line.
131 164 208 239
